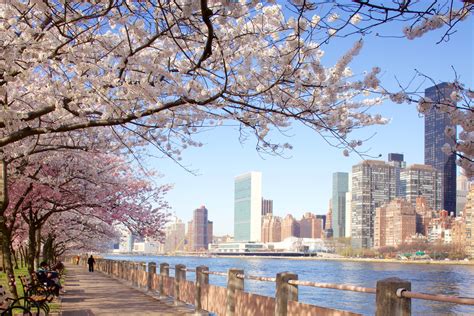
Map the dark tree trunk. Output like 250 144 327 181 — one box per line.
0 225 18 298
11 247 18 269
27 224 37 275
35 226 41 267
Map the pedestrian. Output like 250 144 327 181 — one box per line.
87 255 95 272
75 255 80 265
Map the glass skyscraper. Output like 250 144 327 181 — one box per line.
234 172 262 241
424 83 457 215
332 172 349 238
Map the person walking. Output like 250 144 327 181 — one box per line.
87 255 95 272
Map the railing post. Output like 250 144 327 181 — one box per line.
148 262 156 292
159 263 169 297
195 266 209 311
133 263 139 287
376 277 411 316
275 272 298 316
174 264 186 303
141 262 147 288
226 269 244 316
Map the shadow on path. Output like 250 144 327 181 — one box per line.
60 264 197 316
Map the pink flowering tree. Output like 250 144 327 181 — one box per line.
2 150 169 296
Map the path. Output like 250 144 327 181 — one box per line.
60 264 196 316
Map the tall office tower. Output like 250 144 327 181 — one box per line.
400 164 443 211
345 191 352 238
464 188 474 258
281 214 300 239
425 83 457 215
262 198 273 216
332 172 349 237
193 205 209 251
234 172 262 241
352 160 397 248
457 174 470 215
207 220 213 245
299 212 323 238
388 153 406 197
374 199 416 248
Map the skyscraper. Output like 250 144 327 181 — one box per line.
332 172 349 238
388 153 406 197
234 172 262 241
424 82 457 215
261 198 273 216
352 160 397 248
400 164 443 211
193 205 209 251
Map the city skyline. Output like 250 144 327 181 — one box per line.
146 21 472 236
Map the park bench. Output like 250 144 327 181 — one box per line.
17 276 51 315
0 284 33 316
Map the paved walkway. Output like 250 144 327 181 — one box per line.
60 264 196 316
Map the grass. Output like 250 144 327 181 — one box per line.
0 265 62 314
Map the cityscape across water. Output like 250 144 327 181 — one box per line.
105 254 474 316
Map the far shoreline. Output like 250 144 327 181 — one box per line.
104 252 474 266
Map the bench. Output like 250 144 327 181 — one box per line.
18 275 52 315
0 284 34 316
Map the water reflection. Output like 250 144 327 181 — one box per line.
105 255 474 315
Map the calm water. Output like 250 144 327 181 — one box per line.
104 255 474 315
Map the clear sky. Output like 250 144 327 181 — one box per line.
146 13 473 236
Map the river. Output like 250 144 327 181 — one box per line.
104 255 474 315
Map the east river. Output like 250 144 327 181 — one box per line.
104 255 474 315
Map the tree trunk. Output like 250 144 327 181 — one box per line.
27 223 37 275
0 225 18 298
11 247 18 269
35 225 41 267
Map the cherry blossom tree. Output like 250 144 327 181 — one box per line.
2 149 169 296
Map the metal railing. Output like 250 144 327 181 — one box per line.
74 257 474 316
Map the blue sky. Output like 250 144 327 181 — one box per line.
147 15 473 236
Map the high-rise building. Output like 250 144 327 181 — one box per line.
234 172 262 241
162 217 186 253
316 215 326 230
400 164 443 211
424 83 457 215
464 187 474 257
261 214 282 242
207 220 213 247
332 172 349 237
388 153 406 197
457 175 470 215
193 205 209 251
281 214 299 240
345 190 352 238
352 160 397 248
415 196 433 235
262 198 273 216
325 200 332 230
299 212 323 238
374 199 416 248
